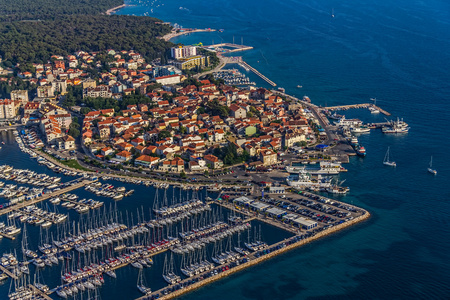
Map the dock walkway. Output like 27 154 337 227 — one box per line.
323 103 391 116
28 284 53 300
240 61 277 86
0 264 18 280
135 211 370 300
0 179 95 217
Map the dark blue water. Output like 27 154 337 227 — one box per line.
114 0 450 299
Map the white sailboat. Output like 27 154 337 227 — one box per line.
428 156 437 175
137 269 151 295
383 147 396 167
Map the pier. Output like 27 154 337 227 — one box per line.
240 61 277 86
135 211 370 300
203 43 254 53
323 103 391 116
0 264 18 280
0 179 95 217
28 284 53 300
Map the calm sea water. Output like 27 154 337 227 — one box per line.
116 0 450 299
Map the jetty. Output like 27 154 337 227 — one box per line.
323 103 391 116
0 179 95 217
135 211 370 300
161 28 216 41
203 43 254 54
28 284 53 300
0 264 18 280
240 61 277 86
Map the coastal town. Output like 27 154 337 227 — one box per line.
1 22 414 299
0 43 404 185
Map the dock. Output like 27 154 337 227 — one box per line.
240 61 277 86
28 284 53 300
203 43 253 54
0 264 18 280
135 212 370 300
0 179 95 217
323 103 391 116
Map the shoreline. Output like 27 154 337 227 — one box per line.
138 211 371 300
105 3 127 15
160 28 216 42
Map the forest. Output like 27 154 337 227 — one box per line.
0 15 173 65
0 0 124 21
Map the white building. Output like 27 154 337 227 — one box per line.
171 46 197 59
154 75 181 85
10 90 29 104
0 100 16 119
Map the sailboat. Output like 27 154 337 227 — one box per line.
137 269 151 295
383 147 396 167
162 254 181 285
428 156 437 175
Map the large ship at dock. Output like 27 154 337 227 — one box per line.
286 161 345 175
286 169 332 189
334 116 363 127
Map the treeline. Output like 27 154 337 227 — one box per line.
0 0 123 22
0 15 173 64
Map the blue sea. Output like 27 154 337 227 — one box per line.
0 0 449 299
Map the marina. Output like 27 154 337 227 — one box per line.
0 133 370 300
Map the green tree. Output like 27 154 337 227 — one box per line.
68 127 80 138
158 130 171 141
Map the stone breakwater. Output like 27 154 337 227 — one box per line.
144 211 371 300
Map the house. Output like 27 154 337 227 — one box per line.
229 104 246 119
260 149 278 166
159 157 185 172
135 155 160 168
101 147 114 156
55 135 75 150
189 159 208 172
204 154 223 169
284 132 306 148
115 150 132 162
214 129 225 142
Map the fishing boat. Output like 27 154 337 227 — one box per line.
428 156 437 175
356 145 366 157
383 147 396 167
351 126 371 134
382 118 410 133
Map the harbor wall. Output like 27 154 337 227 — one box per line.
152 211 370 300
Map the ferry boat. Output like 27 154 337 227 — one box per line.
286 169 332 189
287 161 343 175
382 118 409 133
334 115 363 127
